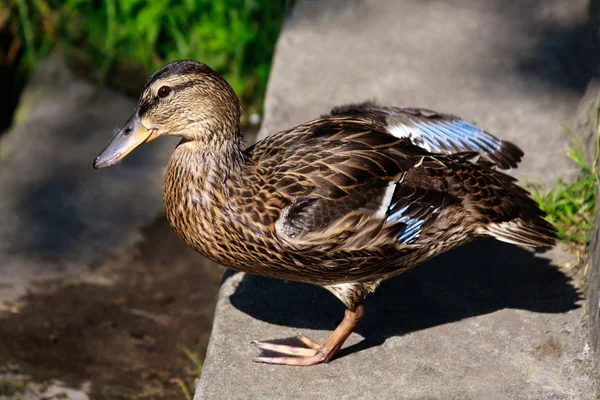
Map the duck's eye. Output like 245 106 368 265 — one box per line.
158 86 171 98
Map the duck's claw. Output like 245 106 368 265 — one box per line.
251 305 365 367
252 334 328 366
252 334 320 357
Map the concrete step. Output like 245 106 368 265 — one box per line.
196 1 599 399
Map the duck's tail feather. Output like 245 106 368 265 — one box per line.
477 217 558 247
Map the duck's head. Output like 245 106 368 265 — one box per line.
93 60 241 169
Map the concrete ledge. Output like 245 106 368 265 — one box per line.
574 79 600 369
590 193 600 358
580 81 600 367
196 1 599 398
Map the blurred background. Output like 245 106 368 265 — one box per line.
0 1 290 399
1 0 290 132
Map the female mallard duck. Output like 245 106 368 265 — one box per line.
94 60 557 366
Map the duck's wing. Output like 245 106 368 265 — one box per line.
326 102 523 170
249 118 456 251
248 115 554 260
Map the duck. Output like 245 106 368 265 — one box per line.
94 60 557 366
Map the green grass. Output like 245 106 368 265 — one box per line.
528 124 600 263
173 345 204 400
4 0 289 115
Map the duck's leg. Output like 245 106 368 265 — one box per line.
252 304 364 366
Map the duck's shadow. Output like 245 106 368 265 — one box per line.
229 239 580 358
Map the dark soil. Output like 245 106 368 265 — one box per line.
0 216 224 399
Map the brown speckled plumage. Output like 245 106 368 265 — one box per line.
95 60 558 365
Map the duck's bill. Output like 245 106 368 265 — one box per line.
93 114 159 169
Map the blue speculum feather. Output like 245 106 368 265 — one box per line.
413 120 501 154
397 220 425 243
414 123 454 148
382 118 509 244
386 205 426 243
451 122 499 149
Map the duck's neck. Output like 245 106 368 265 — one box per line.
165 131 247 211
163 132 248 263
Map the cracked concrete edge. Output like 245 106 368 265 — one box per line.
575 79 600 385
590 202 600 360
194 270 243 400
587 165 600 394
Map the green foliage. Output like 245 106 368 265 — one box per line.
173 345 203 400
173 378 192 400
528 125 599 250
6 0 288 113
178 344 203 376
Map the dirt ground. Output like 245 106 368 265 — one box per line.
0 215 224 399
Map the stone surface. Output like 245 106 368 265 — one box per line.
198 0 599 399
200 246 592 400
0 54 178 304
591 203 600 355
574 80 600 364
579 82 600 362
